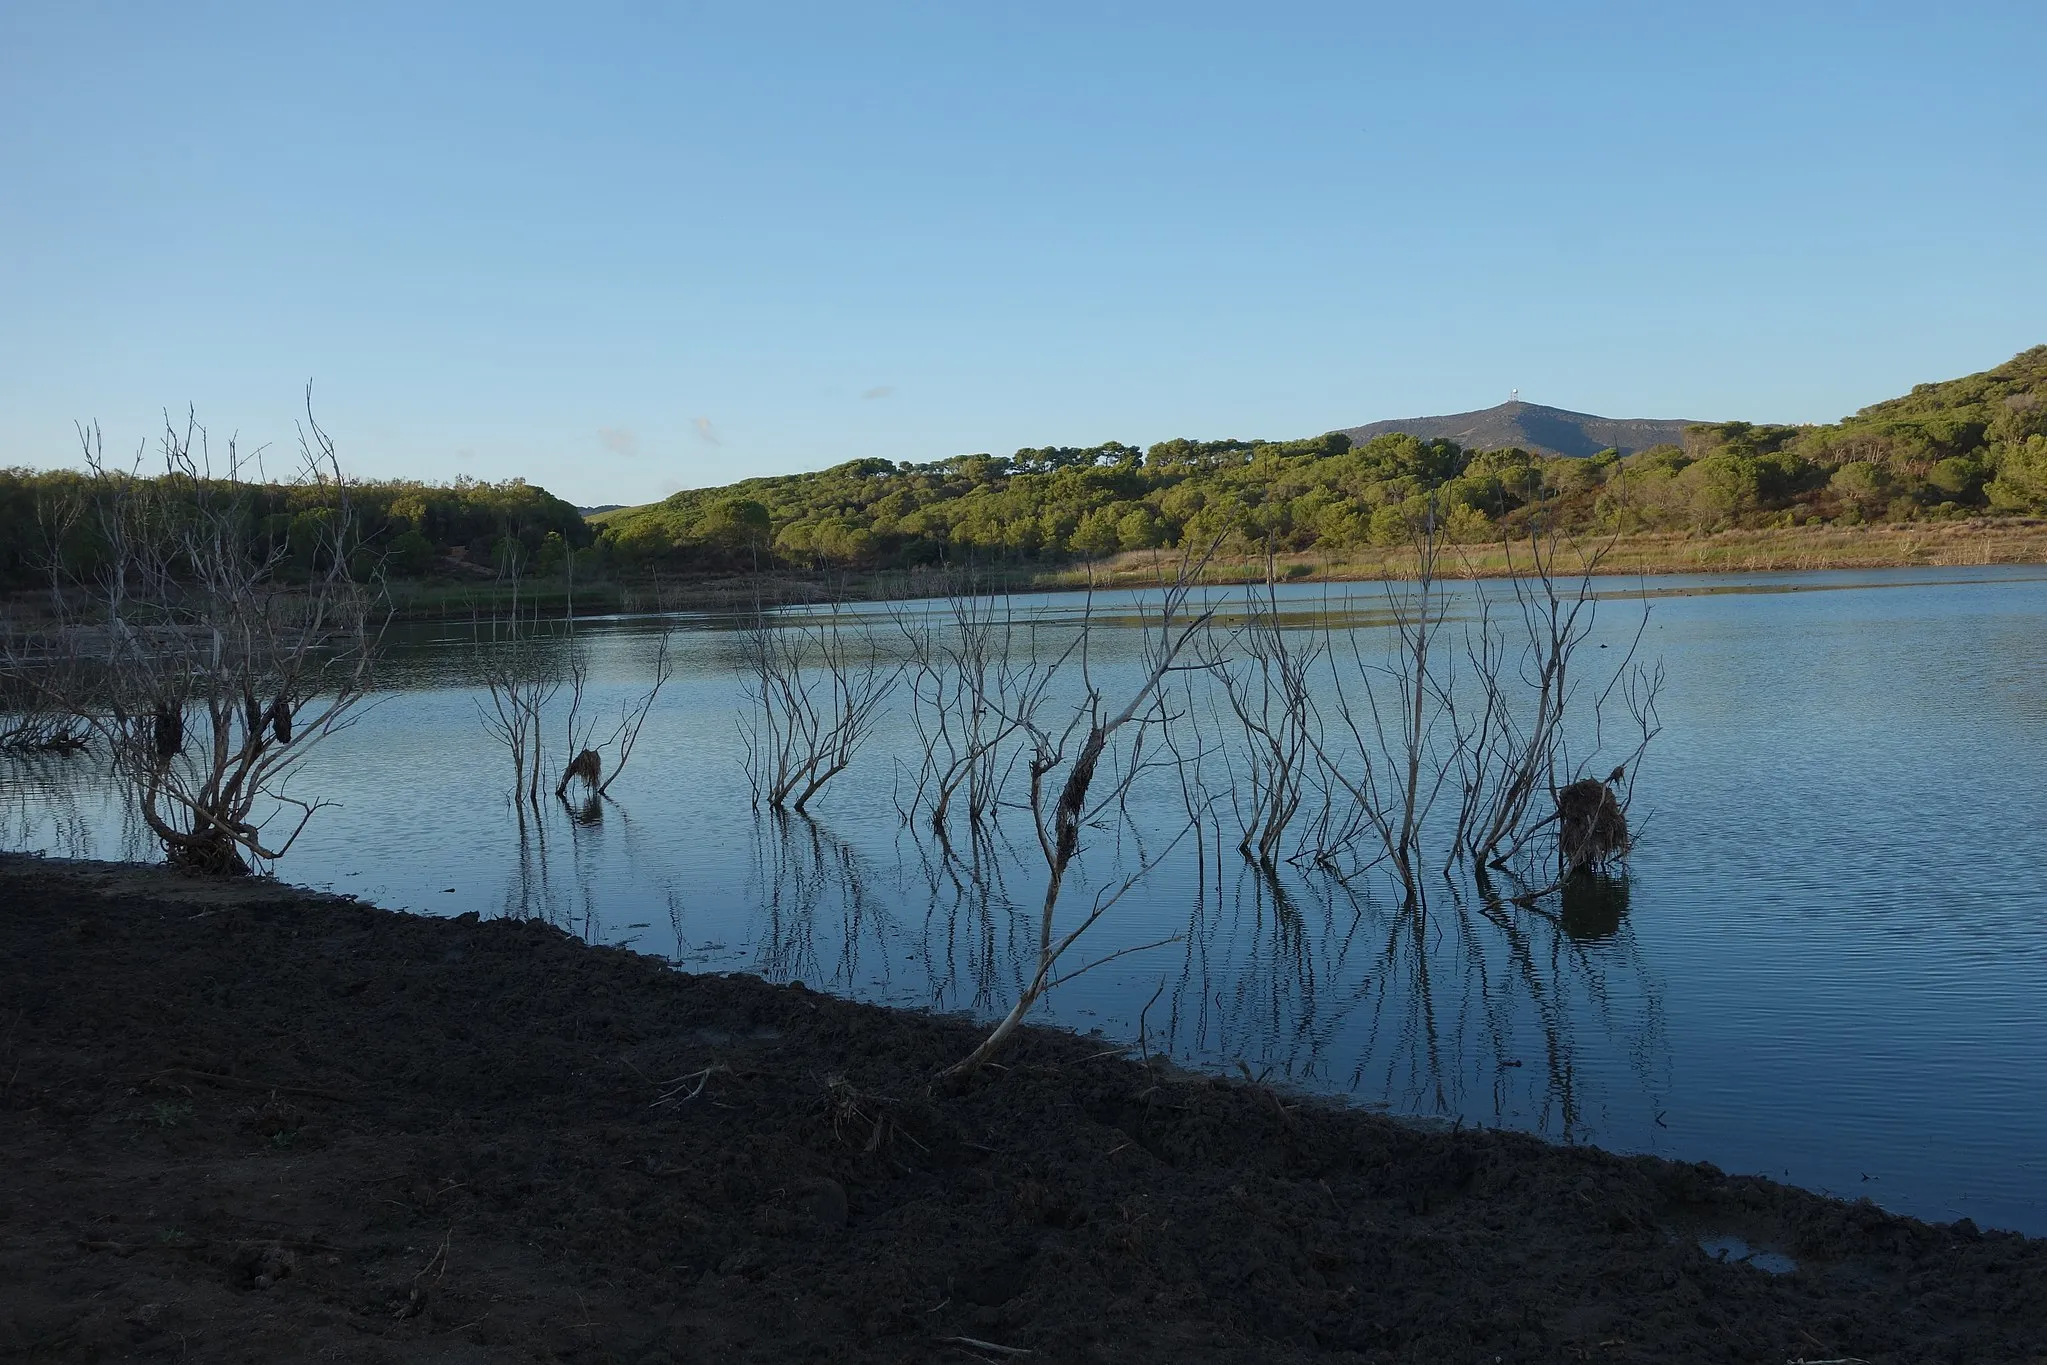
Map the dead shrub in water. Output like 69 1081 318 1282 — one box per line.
555 607 672 805
4 399 383 874
1204 567 1324 868
1305 507 1664 906
741 600 897 814
943 547 1220 1079
474 554 672 815
892 575 1057 837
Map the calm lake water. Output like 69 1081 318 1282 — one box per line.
5 565 2045 1234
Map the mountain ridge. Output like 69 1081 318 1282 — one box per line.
1335 401 1703 459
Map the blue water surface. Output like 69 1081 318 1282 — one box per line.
5 564 2044 1233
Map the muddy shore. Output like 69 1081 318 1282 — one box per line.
2 855 2040 1363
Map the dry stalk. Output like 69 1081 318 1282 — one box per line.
650 1064 728 1108
822 1073 923 1152
941 1337 1032 1359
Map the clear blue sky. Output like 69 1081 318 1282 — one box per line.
3 2 2042 505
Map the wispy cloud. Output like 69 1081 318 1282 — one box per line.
692 416 721 446
455 447 475 462
860 385 895 401
597 425 638 457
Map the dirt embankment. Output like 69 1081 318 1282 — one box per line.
2 855 2040 1363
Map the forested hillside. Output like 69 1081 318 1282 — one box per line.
596 346 2047 572
0 471 590 589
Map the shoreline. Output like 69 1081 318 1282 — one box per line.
9 520 2042 626
417 518 2047 619
3 851 2041 1361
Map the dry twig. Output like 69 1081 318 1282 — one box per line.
650 1064 728 1107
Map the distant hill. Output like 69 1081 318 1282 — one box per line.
1336 401 1702 459
576 504 626 518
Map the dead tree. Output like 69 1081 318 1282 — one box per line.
945 553 1218 1078
1446 525 1663 891
555 624 673 803
1308 507 1664 906
472 563 564 810
740 601 898 813
4 399 383 873
896 576 1059 836
1313 504 1460 904
1205 575 1325 867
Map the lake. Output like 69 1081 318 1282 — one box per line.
5 564 2045 1234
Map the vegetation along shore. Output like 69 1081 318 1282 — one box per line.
3 854 2042 1364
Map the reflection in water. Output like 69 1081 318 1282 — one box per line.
495 795 686 950
2 751 156 865
1153 853 1671 1140
749 812 908 996
906 824 1031 1015
723 808 1669 1144
2 754 95 859
1560 871 1632 942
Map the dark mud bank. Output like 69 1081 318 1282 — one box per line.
1 855 2039 1362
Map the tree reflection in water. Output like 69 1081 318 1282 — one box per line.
730 813 1668 1144
0 754 97 859
1559 871 1632 942
1162 863 1669 1140
499 795 680 954
905 822 1031 1015
748 812 908 998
